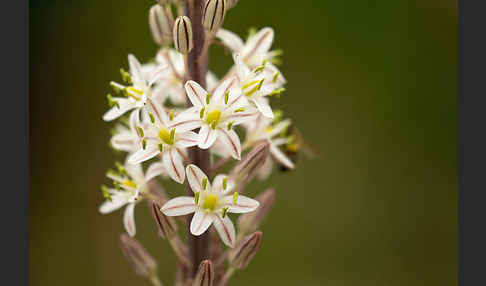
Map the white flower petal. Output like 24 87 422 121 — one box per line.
161 196 196 216
211 76 238 103
268 119 291 138
185 80 207 108
111 132 138 152
223 108 259 126
213 215 236 247
148 65 167 86
128 54 145 87
99 193 128 214
198 125 218 149
270 144 295 169
206 71 219 92
145 162 165 182
128 146 160 164
162 147 185 183
252 97 274 118
123 203 136 237
212 174 235 195
129 109 141 134
186 164 210 193
224 87 246 109
102 98 136 121
190 210 214 236
256 156 273 180
146 96 169 126
221 195 259 213
216 28 244 52
170 111 202 132
124 162 145 183
233 53 251 81
175 131 199 148
241 27 274 64
216 128 241 160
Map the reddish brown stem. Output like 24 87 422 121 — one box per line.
183 0 211 278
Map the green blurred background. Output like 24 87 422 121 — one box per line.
29 0 457 285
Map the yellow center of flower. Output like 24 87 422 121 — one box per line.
158 129 173 145
123 180 137 189
206 110 221 127
202 194 218 210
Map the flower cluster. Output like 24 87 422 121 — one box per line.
99 1 300 285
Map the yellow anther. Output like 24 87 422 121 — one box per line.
272 72 280 83
244 79 264 97
222 177 227 190
202 178 208 190
206 109 221 126
233 192 239 204
222 207 229 218
200 107 205 119
123 180 137 189
126 86 143 95
194 191 200 204
203 194 218 210
169 109 174 121
241 80 259 90
158 129 173 145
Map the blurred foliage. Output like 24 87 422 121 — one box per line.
30 0 457 285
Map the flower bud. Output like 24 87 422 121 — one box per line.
151 201 177 239
227 0 238 9
230 140 270 183
149 4 174 46
202 0 226 34
238 188 275 233
173 16 193 54
119 234 158 278
229 231 263 269
192 260 214 286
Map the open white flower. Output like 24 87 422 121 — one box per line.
103 54 166 121
170 78 258 159
243 115 295 178
232 53 286 119
99 161 165 237
149 49 219 105
217 27 280 69
127 98 198 184
160 164 259 247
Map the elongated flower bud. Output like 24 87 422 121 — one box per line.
229 232 263 269
226 0 238 9
238 188 275 233
173 16 193 54
192 260 214 286
152 201 177 239
119 234 158 278
231 140 270 183
149 4 174 46
202 0 226 34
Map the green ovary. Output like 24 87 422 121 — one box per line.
202 194 218 210
206 110 221 126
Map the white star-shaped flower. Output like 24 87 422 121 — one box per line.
216 27 280 69
243 115 295 178
110 109 151 153
99 161 164 237
232 53 286 119
127 99 199 184
160 164 259 247
103 54 166 121
145 49 219 105
170 77 259 159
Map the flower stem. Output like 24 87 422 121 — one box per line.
183 0 211 278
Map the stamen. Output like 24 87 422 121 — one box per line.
123 88 141 101
170 129 175 143
272 72 280 83
233 108 245 113
114 181 121 191
202 178 208 190
222 207 229 218
241 80 259 90
136 126 144 137
233 192 239 204
120 68 132 84
169 109 174 121
158 143 163 152
200 107 205 119
115 162 127 175
227 120 235 131
244 79 264 97
106 94 120 109
194 191 200 204
149 113 155 123
222 177 227 190
224 91 229 104
142 139 147 150
206 93 211 105
123 180 137 189
101 185 112 201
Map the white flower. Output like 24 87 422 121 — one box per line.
148 49 219 105
170 78 259 159
233 53 285 119
160 164 259 247
243 115 295 178
99 161 164 237
127 99 199 184
103 54 166 121
216 27 280 69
